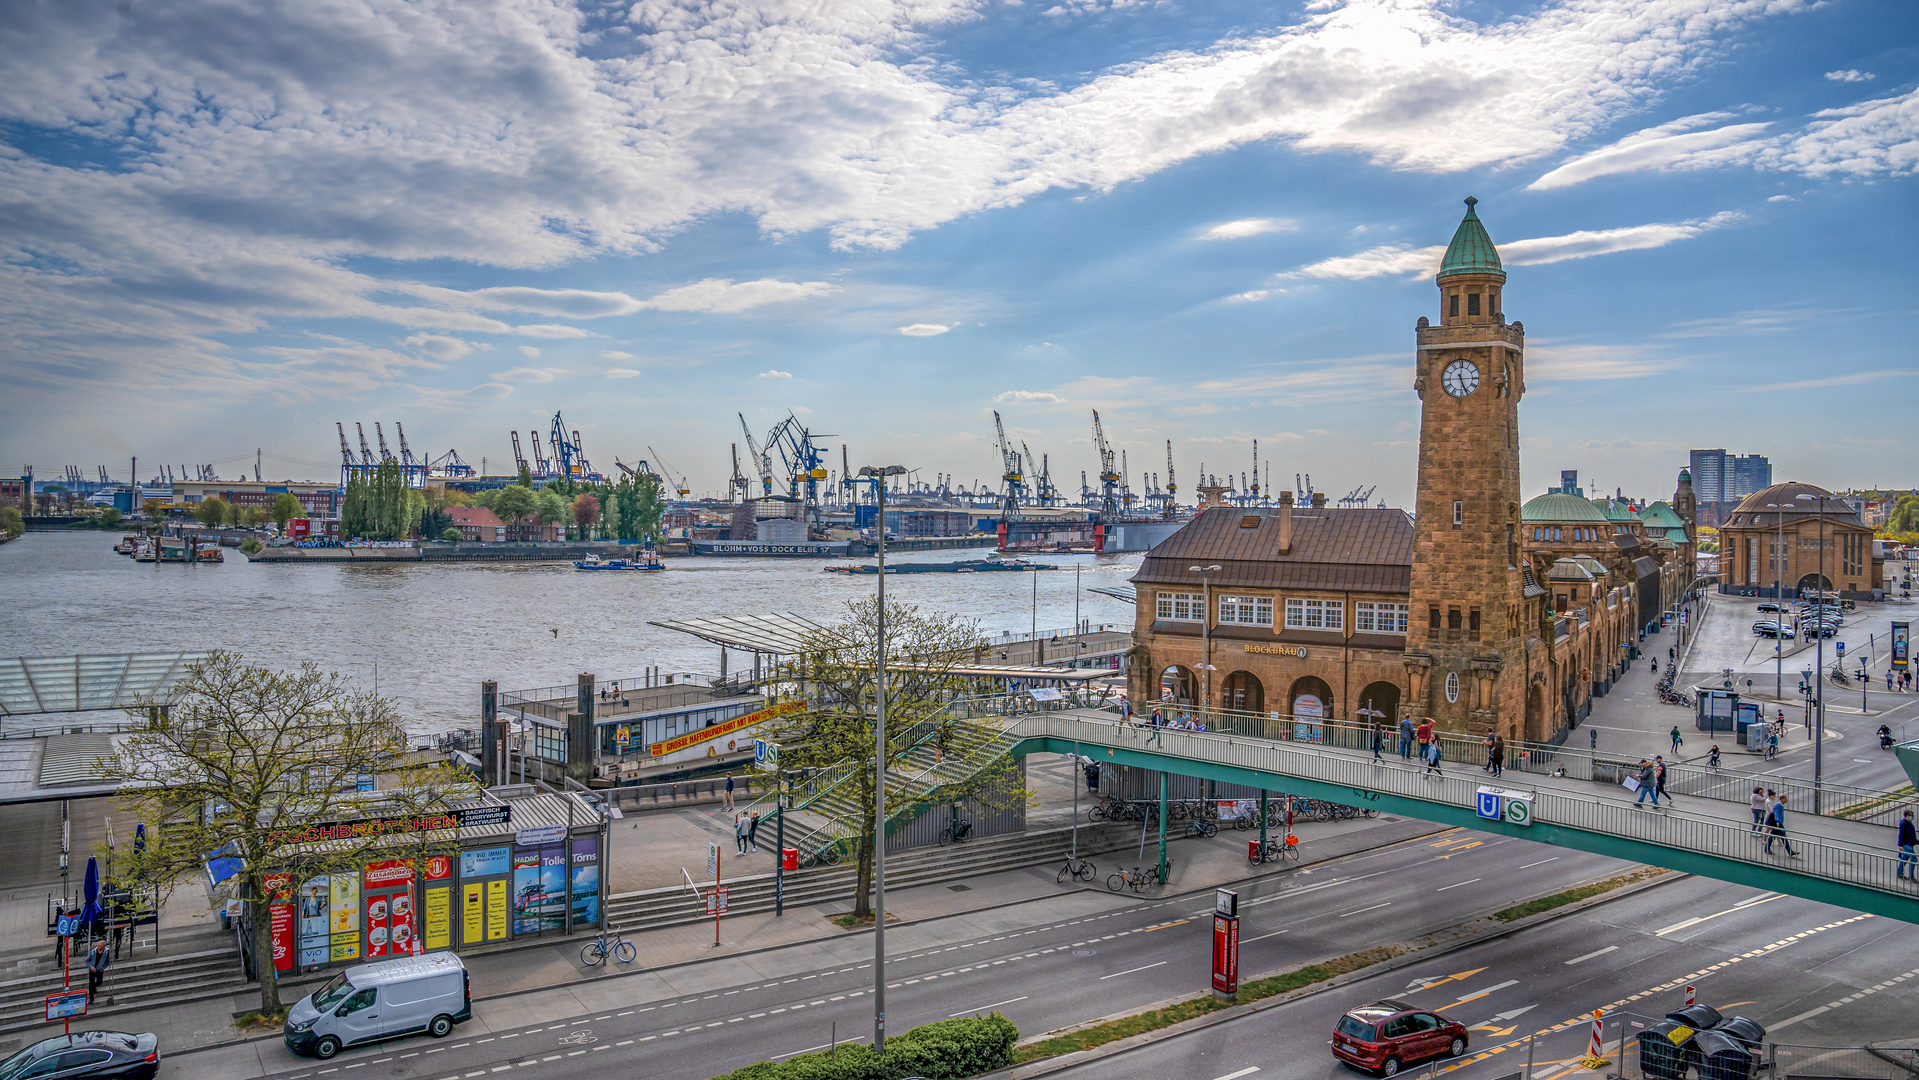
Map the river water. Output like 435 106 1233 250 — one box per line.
0 532 1140 733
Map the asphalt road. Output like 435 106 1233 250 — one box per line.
179 824 1631 1080
1048 874 1919 1080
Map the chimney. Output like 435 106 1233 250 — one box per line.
1277 491 1294 553
1311 491 1326 509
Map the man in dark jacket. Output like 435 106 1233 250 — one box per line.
1899 809 1917 881
1766 795 1800 857
1633 760 1659 807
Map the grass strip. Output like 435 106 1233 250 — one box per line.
1011 945 1400 1064
1832 786 1914 821
1491 867 1665 922
1014 869 1663 1067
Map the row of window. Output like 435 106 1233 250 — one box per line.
1155 592 1409 634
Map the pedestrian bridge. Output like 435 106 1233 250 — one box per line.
983 709 1919 923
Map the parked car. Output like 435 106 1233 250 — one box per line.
0 1031 159 1079
1332 999 1468 1076
1752 620 1791 638
284 953 471 1060
1802 623 1837 640
1756 603 1784 614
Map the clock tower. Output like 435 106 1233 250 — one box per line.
1404 198 1528 736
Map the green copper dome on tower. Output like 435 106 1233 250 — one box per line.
1437 196 1505 281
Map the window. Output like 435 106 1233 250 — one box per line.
1217 595 1273 626
339 987 378 1015
1284 597 1344 631
1467 293 1481 316
1155 591 1204 622
1447 607 1462 631
1453 500 1463 526
1355 602 1409 634
1449 294 1459 318
1429 606 1441 630
1444 672 1460 703
1469 608 1481 640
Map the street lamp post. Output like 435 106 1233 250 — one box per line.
1795 492 1827 814
1766 502 1790 699
857 464 906 1053
1190 565 1221 714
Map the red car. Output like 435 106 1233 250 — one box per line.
1332 999 1469 1076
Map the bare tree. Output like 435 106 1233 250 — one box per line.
770 598 1027 921
103 652 479 1015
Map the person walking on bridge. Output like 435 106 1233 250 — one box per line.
1897 809 1917 881
1670 726 1683 755
1749 787 1767 834
1765 795 1800 857
1488 733 1505 777
1416 719 1439 774
1371 725 1384 764
1633 760 1659 808
1399 715 1415 760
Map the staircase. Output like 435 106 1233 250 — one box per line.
0 941 250 1036
604 822 1155 933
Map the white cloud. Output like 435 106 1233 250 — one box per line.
517 345 541 359
758 369 794 379
1825 70 1875 83
1199 218 1295 241
514 324 592 339
605 368 640 379
1285 213 1741 280
899 324 953 337
600 350 636 360
1735 369 1917 393
1223 290 1277 303
641 279 839 314
463 288 646 319
995 390 1065 403
1526 343 1668 381
1528 114 1772 190
492 366 564 383
404 334 476 361
1768 87 1919 178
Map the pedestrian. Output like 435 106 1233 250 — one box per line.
1766 795 1800 857
86 939 109 1000
1482 729 1497 773
1708 744 1720 768
1633 759 1659 807
1670 726 1683 755
1399 715 1416 760
1416 718 1439 774
1371 725 1384 763
723 773 735 811
1898 809 1918 881
1151 707 1162 730
1890 671 1897 692
1749 787 1766 834
1489 734 1505 777
1669 647 1675 662
1654 756 1671 803
747 811 762 853
734 812 747 855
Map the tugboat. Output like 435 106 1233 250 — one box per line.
573 541 665 572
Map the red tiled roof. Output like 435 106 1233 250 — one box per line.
447 507 506 528
1133 506 1414 593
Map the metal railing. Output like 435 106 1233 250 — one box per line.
1008 713 1917 901
498 673 718 709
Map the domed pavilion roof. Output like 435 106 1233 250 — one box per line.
1726 482 1860 528
1438 197 1505 281
1523 492 1610 524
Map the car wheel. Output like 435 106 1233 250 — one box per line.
314 1036 341 1060
431 1014 454 1038
1380 1056 1400 1077
1450 1037 1466 1057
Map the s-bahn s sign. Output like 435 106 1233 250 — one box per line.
1475 786 1534 826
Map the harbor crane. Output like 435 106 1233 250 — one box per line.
763 413 832 522
375 423 394 462
511 432 529 476
336 423 356 469
738 413 774 497
1091 410 1120 518
427 449 472 478
1337 485 1378 508
529 430 552 478
1163 440 1177 519
1251 440 1260 503
355 423 376 468
992 411 1024 518
646 446 692 497
728 443 751 503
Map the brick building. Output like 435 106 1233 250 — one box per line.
1717 481 1884 599
168 478 340 518
1129 199 1693 743
447 506 508 542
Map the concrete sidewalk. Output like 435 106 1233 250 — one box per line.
27 810 1445 1064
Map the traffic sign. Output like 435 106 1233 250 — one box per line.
55 914 80 937
706 887 730 914
45 991 87 1021
706 843 719 878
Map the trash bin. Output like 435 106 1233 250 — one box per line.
1248 840 1261 863
781 848 797 871
1637 1021 1694 1080
1714 1017 1765 1049
1666 1004 1723 1030
1694 1029 1755 1080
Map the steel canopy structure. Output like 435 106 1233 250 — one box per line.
649 613 829 657
0 652 210 716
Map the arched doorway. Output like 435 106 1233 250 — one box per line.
1526 682 1546 743
1221 671 1264 713
1355 681 1400 729
1159 665 1197 705
1796 573 1832 595
1289 675 1333 721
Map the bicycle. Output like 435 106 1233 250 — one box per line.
1249 834 1299 864
1184 818 1216 838
1056 856 1098 884
580 928 636 967
798 842 844 869
1106 866 1144 893
938 817 974 846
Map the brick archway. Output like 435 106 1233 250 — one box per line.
1158 665 1197 706
1289 675 1333 720
1356 681 1400 728
1221 670 1264 714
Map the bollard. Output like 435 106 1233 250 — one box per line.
1685 984 1695 1006
1581 1008 1610 1069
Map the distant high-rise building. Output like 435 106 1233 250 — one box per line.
1689 449 1771 525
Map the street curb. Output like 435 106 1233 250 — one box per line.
165 818 1453 1059
982 868 1689 1080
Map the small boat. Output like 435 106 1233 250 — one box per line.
196 547 224 563
573 550 665 571
824 557 1055 575
115 534 143 555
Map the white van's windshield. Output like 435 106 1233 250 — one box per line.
311 972 356 1012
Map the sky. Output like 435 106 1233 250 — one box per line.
2 0 1915 507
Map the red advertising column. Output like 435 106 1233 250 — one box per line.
1211 888 1240 1003
265 872 295 974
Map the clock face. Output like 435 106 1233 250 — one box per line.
1441 359 1480 397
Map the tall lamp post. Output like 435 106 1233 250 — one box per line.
1765 502 1791 698
1190 565 1221 713
857 463 906 1053
1796 492 1828 814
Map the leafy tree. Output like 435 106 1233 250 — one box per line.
340 473 371 539
99 507 122 528
767 600 1024 921
239 538 264 554
103 653 477 1015
534 488 569 530
441 487 473 508
493 484 536 523
1890 495 1919 535
518 463 535 489
269 492 304 530
0 506 22 538
140 498 166 522
194 496 231 528
599 493 623 540
241 505 271 527
441 526 463 543
572 493 600 535
371 459 409 540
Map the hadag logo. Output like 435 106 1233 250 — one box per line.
425 856 451 880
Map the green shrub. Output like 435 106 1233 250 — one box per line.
709 1014 1016 1080
442 526 463 543
239 538 264 554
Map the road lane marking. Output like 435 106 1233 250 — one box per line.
1211 1069 1261 1080
1434 979 1518 1011
1657 892 1782 935
950 995 1028 1017
1241 929 1290 944
1436 878 1481 892
1565 946 1617 965
1100 961 1169 980
1519 858 1559 869
774 1036 867 1060
1340 903 1392 918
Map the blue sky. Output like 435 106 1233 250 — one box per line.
2 0 1914 506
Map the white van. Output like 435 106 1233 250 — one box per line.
283 953 471 1060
